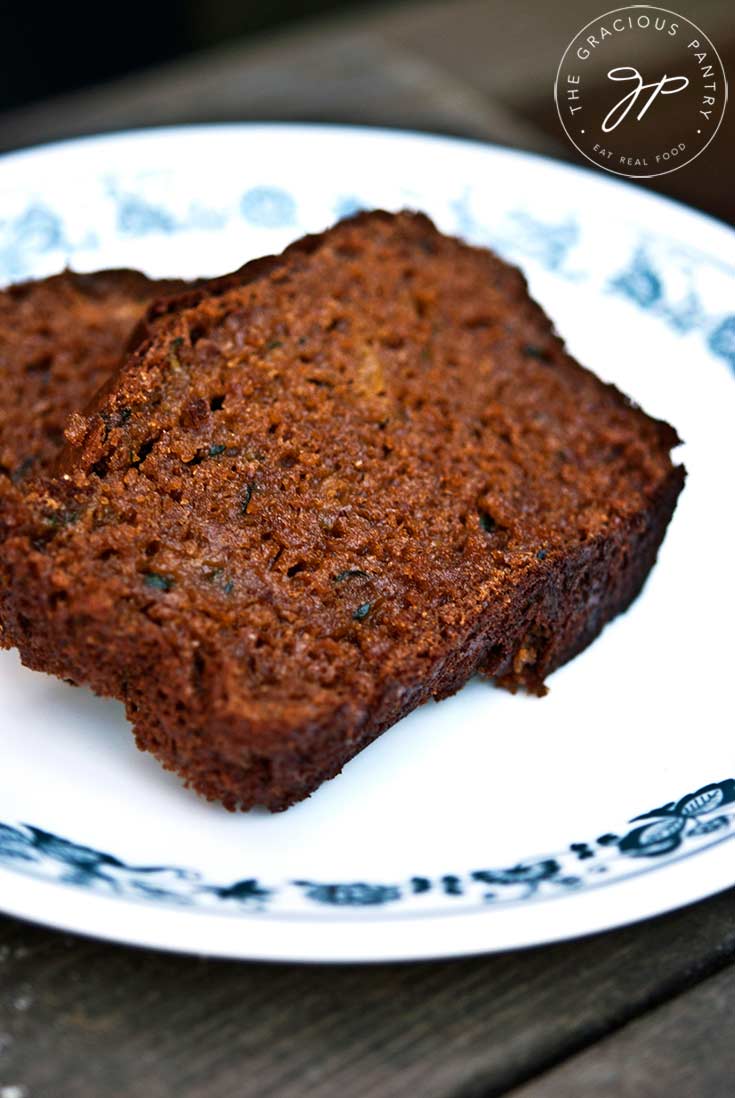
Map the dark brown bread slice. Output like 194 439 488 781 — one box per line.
0 211 684 811
0 268 189 489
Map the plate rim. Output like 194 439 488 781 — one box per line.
0 120 733 244
0 121 732 961
0 839 732 962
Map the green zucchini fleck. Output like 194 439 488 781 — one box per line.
143 572 174 592
204 567 233 594
522 344 551 362
12 456 35 483
334 569 370 583
353 602 371 621
44 508 79 529
241 484 253 514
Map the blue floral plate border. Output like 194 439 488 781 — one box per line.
0 125 732 960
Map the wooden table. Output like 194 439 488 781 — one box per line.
0 3 733 1094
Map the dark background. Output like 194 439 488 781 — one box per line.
0 0 360 111
0 0 731 222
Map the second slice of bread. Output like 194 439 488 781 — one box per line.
0 268 189 489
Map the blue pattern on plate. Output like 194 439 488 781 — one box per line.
240 186 297 228
452 190 580 274
449 187 733 375
607 246 734 374
116 194 178 236
610 247 663 307
1 779 732 914
708 316 735 372
333 195 366 220
0 203 91 280
0 179 732 378
106 180 228 236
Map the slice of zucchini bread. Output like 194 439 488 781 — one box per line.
0 268 188 489
0 211 684 810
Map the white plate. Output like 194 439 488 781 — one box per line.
0 124 733 963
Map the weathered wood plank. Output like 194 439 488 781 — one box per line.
0 890 733 1098
511 962 735 1098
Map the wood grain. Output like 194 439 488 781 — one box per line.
511 962 735 1098
0 889 733 1098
